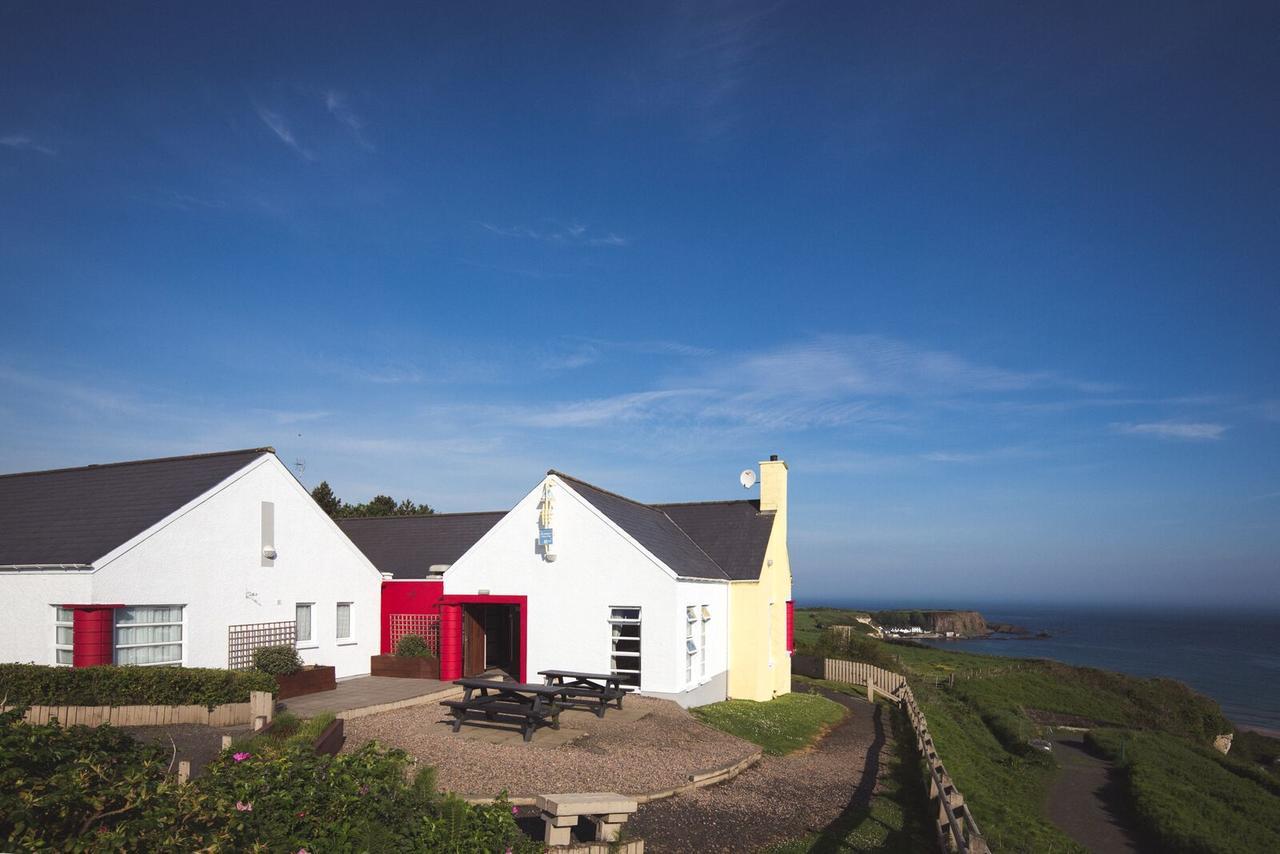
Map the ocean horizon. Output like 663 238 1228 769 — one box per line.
804 601 1280 732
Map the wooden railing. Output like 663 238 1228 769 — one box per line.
820 658 990 854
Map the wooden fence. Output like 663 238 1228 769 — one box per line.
1 690 274 728
821 658 990 854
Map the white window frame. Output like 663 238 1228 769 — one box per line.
608 606 642 691
685 606 697 684
700 605 710 679
296 602 316 648
54 606 74 666
114 606 184 667
336 602 353 643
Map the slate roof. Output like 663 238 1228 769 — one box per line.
0 448 273 567
338 512 506 579
551 472 747 581
656 500 776 581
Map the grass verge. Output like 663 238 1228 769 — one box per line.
1086 728 1280 853
692 692 846 755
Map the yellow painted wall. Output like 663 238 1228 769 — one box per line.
727 459 793 701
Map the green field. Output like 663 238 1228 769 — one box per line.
793 612 1280 854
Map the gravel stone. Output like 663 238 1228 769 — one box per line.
341 695 759 797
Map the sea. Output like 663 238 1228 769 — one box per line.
826 604 1280 732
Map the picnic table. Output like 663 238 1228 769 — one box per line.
441 678 563 742
539 669 626 717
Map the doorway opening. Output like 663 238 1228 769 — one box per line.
462 603 522 678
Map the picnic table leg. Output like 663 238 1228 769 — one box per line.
452 710 463 733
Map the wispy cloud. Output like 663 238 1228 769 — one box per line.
478 221 630 247
324 91 374 151
1113 421 1228 441
0 134 56 156
255 106 316 161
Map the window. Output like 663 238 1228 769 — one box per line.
700 605 710 678
54 607 73 665
115 606 183 666
296 603 314 645
608 606 641 691
685 606 697 684
336 602 352 641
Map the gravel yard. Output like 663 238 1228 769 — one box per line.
341 695 759 797
629 687 885 852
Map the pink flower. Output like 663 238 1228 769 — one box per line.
511 806 519 814
235 801 253 812
298 849 310 854
233 752 251 762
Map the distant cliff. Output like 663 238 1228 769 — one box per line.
872 609 990 636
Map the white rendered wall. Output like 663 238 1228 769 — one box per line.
445 476 729 699
0 572 91 664
17 455 382 679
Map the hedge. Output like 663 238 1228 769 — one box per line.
0 664 276 709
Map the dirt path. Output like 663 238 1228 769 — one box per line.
1046 732 1145 853
628 685 885 853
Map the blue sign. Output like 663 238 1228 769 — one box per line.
538 527 554 546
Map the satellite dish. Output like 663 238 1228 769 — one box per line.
740 469 757 489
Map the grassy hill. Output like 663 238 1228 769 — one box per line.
793 611 1280 853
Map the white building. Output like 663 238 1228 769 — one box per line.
436 471 760 707
0 448 381 678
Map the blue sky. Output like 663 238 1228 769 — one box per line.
2 3 1277 607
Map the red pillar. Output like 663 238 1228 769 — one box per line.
439 603 462 680
72 607 115 667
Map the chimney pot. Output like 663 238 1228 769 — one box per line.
770 454 779 461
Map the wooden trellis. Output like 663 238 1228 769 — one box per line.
389 613 440 654
228 620 297 670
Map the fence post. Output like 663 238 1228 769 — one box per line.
249 691 273 725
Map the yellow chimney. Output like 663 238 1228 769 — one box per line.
759 454 788 516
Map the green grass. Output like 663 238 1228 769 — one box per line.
692 692 847 755
765 694 934 853
1087 728 1280 853
793 607 876 649
799 633 1272 853
230 711 337 754
1233 730 1280 780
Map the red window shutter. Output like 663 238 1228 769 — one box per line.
785 600 795 653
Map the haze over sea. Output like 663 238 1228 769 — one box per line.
813 602 1280 732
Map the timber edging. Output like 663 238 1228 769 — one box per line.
0 690 275 728
461 747 763 806
821 657 991 854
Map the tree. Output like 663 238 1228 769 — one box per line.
308 481 434 518
310 481 343 517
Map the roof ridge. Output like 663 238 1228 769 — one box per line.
338 510 506 522
546 470 669 514
549 470 731 581
655 499 759 508
0 447 275 480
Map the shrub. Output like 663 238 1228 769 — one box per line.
0 709 541 852
395 634 435 658
252 645 303 676
0 663 275 709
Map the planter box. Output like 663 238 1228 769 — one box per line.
314 717 345 756
370 654 440 679
275 665 336 699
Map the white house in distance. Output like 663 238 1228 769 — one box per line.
0 448 381 678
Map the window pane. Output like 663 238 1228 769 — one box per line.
56 648 73 665
55 607 74 623
296 604 313 642
56 626 74 645
117 606 181 625
117 624 182 645
336 603 351 639
118 643 182 665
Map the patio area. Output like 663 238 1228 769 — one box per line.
278 675 457 718
341 694 760 798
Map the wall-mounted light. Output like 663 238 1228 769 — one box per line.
262 546 277 560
